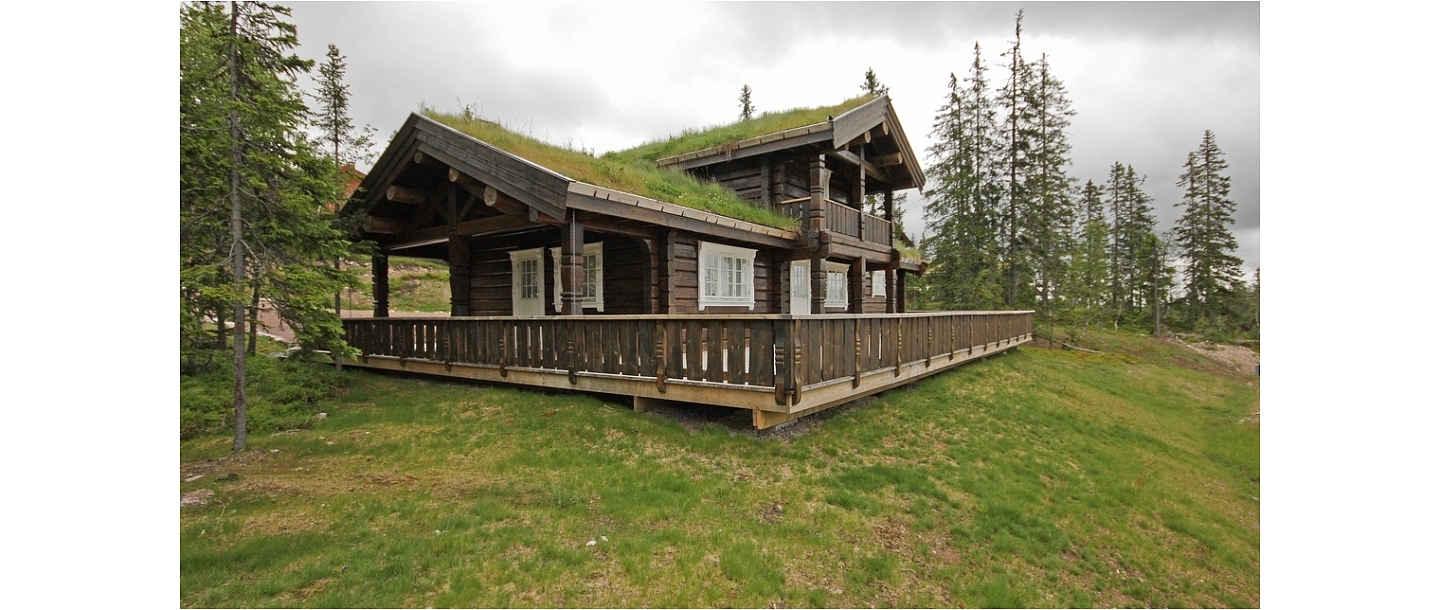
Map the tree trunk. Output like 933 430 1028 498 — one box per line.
335 256 343 372
247 283 260 356
229 2 247 453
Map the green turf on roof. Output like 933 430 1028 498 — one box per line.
425 110 800 231
606 95 873 163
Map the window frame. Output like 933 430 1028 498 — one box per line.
550 242 604 312
825 261 849 308
698 241 757 310
871 269 886 297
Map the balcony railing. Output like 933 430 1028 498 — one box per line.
777 198 893 248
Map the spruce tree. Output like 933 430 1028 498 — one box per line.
180 2 353 451
1026 53 1077 324
1106 163 1158 322
1174 130 1244 326
860 67 889 96
1061 180 1109 340
997 10 1039 307
923 43 1003 310
313 44 376 168
738 84 755 120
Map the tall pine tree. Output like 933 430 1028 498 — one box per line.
738 84 755 120
1060 179 1109 340
1174 130 1244 326
923 43 1003 310
997 10 1039 307
1106 163 1159 323
1026 53 1077 324
180 2 353 451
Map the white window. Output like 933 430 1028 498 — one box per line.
790 261 809 314
825 261 849 308
871 270 886 297
550 242 604 311
698 242 756 310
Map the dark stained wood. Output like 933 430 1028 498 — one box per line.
363 216 404 234
448 235 471 316
372 253 389 318
386 185 429 205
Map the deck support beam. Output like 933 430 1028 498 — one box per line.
372 253 389 317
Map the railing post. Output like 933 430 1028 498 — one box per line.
566 319 578 385
656 320 668 394
894 315 903 377
791 318 804 404
852 316 862 388
499 324 509 377
773 319 788 405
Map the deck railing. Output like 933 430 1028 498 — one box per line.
344 311 1032 406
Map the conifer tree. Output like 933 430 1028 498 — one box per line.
1174 130 1244 325
860 67 889 96
1060 180 1109 340
1106 163 1158 322
738 84 755 120
313 44 376 168
180 2 353 452
923 43 1004 310
997 10 1039 307
1026 53 1077 322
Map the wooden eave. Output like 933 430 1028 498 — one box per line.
566 183 799 249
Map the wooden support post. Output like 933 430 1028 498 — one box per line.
854 147 866 242
448 235 470 316
808 156 830 242
810 252 827 315
885 264 896 314
560 211 584 316
660 231 677 314
372 253 389 318
849 257 866 314
897 270 908 313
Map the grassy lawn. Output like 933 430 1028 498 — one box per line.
341 256 451 314
179 329 1259 608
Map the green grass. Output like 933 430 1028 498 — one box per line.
341 256 451 314
424 111 800 232
605 95 873 164
181 328 1259 607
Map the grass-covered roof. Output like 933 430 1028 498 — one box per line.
422 95 877 232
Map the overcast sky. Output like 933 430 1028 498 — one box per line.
285 1 1259 273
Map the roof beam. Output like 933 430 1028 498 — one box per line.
363 216 404 234
382 214 542 251
385 185 429 205
872 153 904 168
828 150 889 183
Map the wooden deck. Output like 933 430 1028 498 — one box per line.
342 311 1032 429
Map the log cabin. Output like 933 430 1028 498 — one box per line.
339 94 1032 429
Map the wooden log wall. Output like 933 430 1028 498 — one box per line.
465 231 653 315
664 234 778 314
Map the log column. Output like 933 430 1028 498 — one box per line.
560 211 584 316
897 269 908 313
849 258 866 314
809 157 831 314
884 190 897 314
372 252 390 318
448 235 471 316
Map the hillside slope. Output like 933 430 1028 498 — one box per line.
180 329 1259 607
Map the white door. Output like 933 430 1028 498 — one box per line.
510 248 544 316
790 261 810 315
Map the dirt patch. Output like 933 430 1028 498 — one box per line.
1171 338 1259 375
